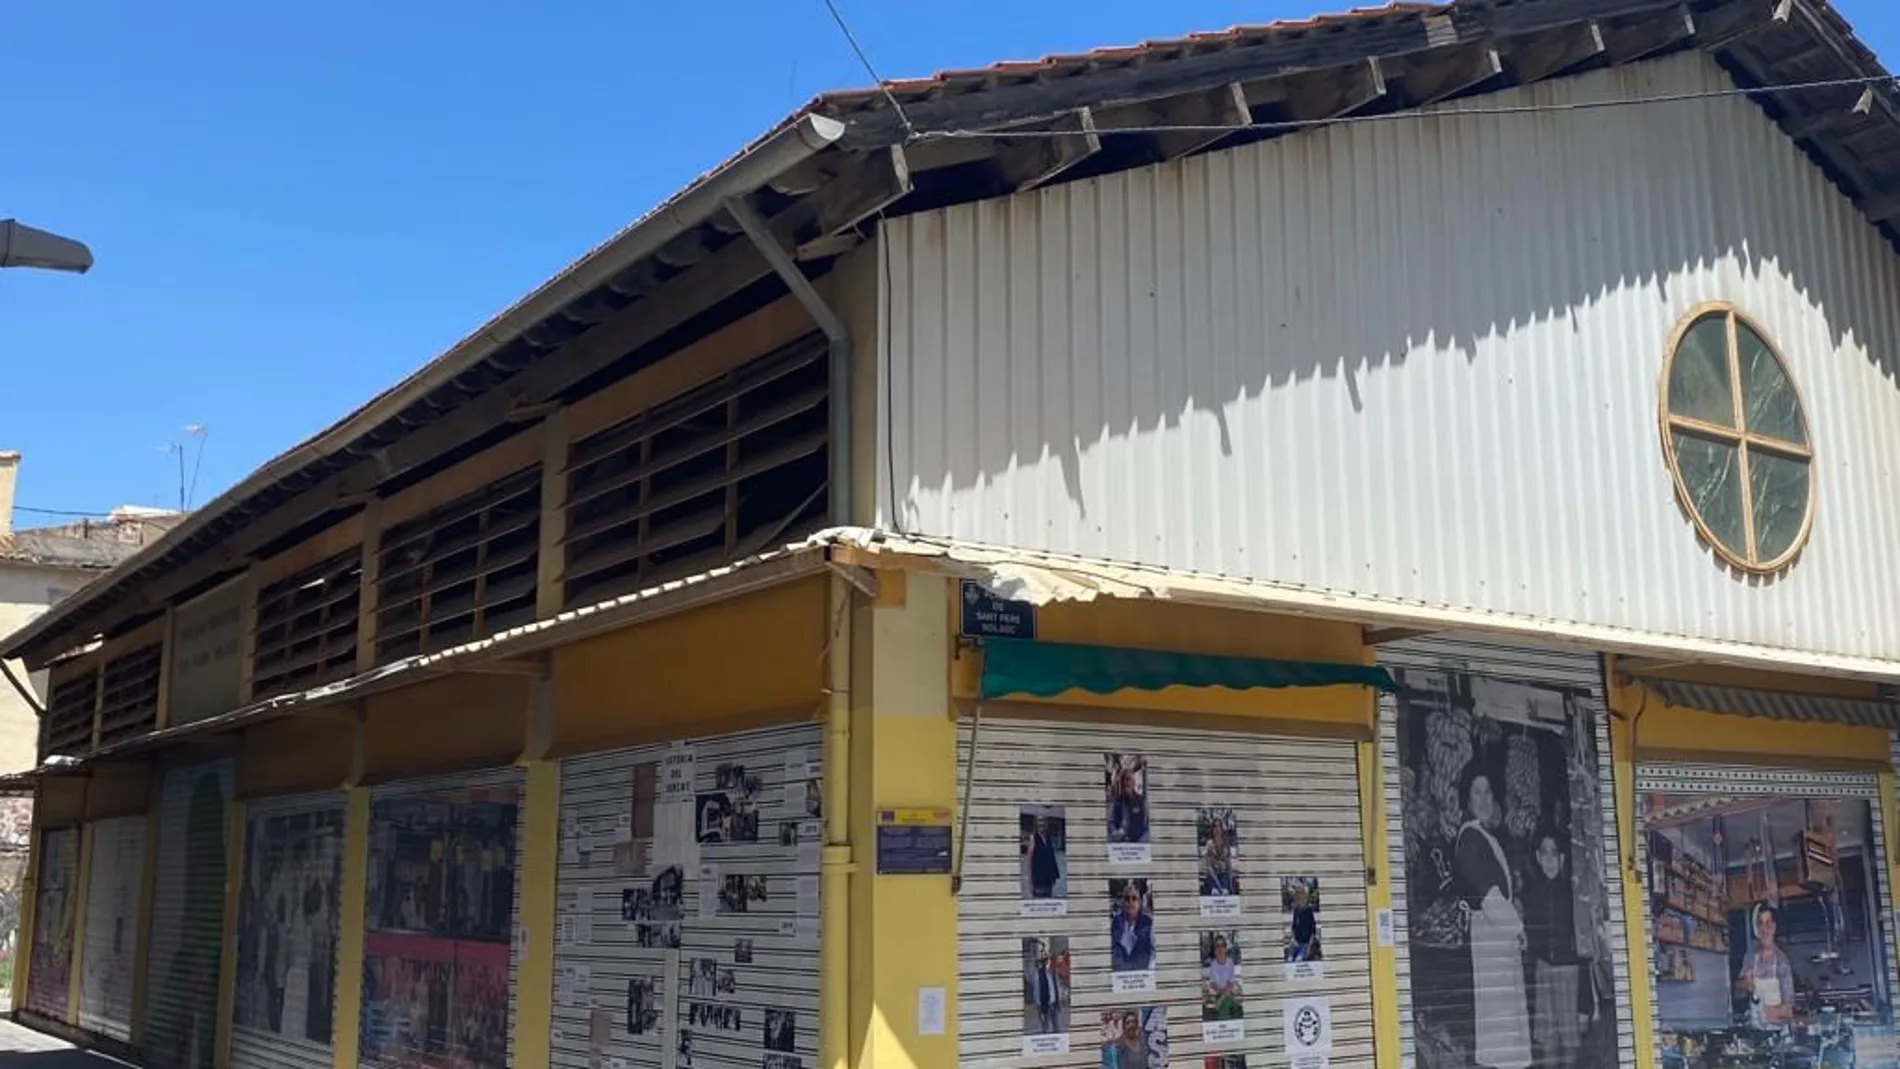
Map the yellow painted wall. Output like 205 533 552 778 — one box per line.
65 822 93 1027
1607 660 1889 768
361 675 529 780
235 713 355 797
82 763 151 820
513 762 558 1069
848 573 957 1069
551 578 827 754
331 789 369 1069
1356 740 1401 1069
1608 707 1659 1069
951 597 1375 732
39 774 86 826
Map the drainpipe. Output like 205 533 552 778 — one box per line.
726 196 854 1069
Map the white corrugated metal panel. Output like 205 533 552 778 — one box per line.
1377 639 1629 1069
78 815 146 1041
955 711 1371 1069
881 49 1900 663
1636 762 1897 1058
361 767 523 1069
140 760 235 1069
230 792 345 1069
551 724 822 1069
25 825 79 1022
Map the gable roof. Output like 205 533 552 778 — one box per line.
8 0 1897 665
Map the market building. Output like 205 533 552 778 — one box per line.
9 3 1900 1069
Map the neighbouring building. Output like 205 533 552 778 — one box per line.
7 5 1900 1069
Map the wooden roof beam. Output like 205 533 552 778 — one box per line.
1504 22 1606 84
987 108 1102 191
1094 83 1250 164
1254 58 1390 125
1695 0 1788 51
1600 7 1696 65
1393 43 1504 108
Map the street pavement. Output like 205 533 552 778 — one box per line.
0 1018 127 1069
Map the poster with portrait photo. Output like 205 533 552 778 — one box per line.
1108 878 1157 994
626 977 660 1036
1021 936 1073 1055
1200 930 1244 1045
1105 754 1151 864
1282 877 1323 980
1099 1006 1167 1069
764 1009 797 1052
1393 668 1617 1069
1197 807 1240 916
1021 804 1069 916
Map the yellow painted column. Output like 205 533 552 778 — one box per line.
1877 770 1900 1002
13 800 44 1016
513 760 559 1069
129 784 165 1045
1609 711 1658 1069
66 821 94 1027
332 788 371 1069
214 800 247 1069
847 571 957 1069
1356 738 1400 1069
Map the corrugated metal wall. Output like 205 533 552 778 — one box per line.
78 815 146 1041
141 760 235 1069
25 825 78 1022
551 724 822 1069
1376 637 1629 1069
230 792 345 1069
954 712 1371 1069
881 50 1900 662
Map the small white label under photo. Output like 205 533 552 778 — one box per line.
1020 898 1068 919
1284 995 1333 1066
1375 908 1395 948
1199 895 1241 919
1107 842 1151 865
1286 960 1325 981
1022 1033 1071 1057
917 985 946 1036
1111 969 1156 995
1203 1019 1245 1045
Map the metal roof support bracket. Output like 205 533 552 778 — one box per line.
725 195 855 527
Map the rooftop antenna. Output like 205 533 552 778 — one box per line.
160 423 209 512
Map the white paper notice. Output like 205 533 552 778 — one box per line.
1375 908 1395 948
797 875 820 917
1019 898 1067 919
779 918 799 938
1203 1020 1245 1045
917 986 946 1036
661 746 696 801
1108 842 1151 865
653 799 695 869
1286 960 1325 981
1111 970 1156 995
576 913 595 946
797 820 822 868
698 865 719 919
575 964 593 1005
1199 896 1241 919
577 822 596 857
561 834 579 866
577 886 594 916
557 916 573 947
514 924 529 961
615 812 633 844
1022 1033 1070 1057
1284 995 1334 1069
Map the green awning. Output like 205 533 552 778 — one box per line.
977 638 1397 701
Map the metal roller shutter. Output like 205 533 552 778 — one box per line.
140 760 234 1069
1636 760 1898 1062
78 815 147 1041
25 825 79 1022
550 723 823 1069
1376 636 1630 1069
955 710 1372 1069
230 792 346 1069
361 766 523 1069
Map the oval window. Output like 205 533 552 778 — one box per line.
1660 304 1813 572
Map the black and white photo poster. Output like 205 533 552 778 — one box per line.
1394 668 1617 1069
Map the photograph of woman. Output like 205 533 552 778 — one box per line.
1394 667 1616 1069
1198 809 1239 899
1457 766 1532 1069
1200 930 1243 1037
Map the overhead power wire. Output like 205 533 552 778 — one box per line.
817 0 915 136
905 72 1900 143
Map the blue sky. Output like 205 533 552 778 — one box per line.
3 1 1896 519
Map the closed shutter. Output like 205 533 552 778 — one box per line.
230 792 346 1069
551 723 823 1069
361 766 523 1069
1637 760 1898 1060
78 815 147 1041
954 709 1371 1069
1376 636 1629 1069
25 825 79 1022
140 760 236 1069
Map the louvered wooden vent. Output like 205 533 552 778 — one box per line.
44 669 97 756
562 335 829 607
377 466 540 660
98 643 162 746
254 550 362 698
